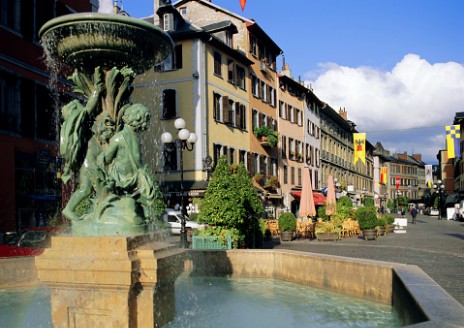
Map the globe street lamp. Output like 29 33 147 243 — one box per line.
433 180 445 220
161 117 197 248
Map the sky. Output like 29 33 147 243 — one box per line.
121 0 464 165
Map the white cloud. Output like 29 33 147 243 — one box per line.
306 54 464 163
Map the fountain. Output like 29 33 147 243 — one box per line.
40 12 173 235
35 8 189 328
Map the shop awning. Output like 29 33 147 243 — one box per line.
291 191 326 206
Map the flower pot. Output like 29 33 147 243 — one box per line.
316 232 340 241
362 229 377 241
280 231 294 241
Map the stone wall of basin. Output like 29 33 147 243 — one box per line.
185 249 464 327
0 256 38 288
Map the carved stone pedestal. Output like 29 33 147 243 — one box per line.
35 234 185 328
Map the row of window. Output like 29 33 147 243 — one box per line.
214 52 247 90
249 35 276 71
390 164 419 175
281 135 320 167
251 109 277 132
279 101 302 125
213 92 247 129
391 178 419 187
251 74 276 106
307 119 320 138
0 0 69 41
212 143 307 188
0 70 57 141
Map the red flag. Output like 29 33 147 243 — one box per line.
395 177 400 190
240 0 247 11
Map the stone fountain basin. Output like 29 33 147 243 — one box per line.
39 13 174 73
2 240 463 327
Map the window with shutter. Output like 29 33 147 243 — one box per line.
222 95 229 123
235 103 240 128
214 52 222 76
163 13 174 31
227 59 235 83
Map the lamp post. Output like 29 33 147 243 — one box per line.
161 118 197 248
433 180 445 220
395 190 402 214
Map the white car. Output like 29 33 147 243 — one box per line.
163 209 204 235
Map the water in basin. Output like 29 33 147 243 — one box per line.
167 276 400 327
0 277 400 328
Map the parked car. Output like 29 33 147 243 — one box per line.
0 227 57 257
163 209 204 235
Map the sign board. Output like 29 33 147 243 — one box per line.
394 218 407 233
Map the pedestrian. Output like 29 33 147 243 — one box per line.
411 207 418 224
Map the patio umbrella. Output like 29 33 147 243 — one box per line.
325 175 337 216
299 168 316 219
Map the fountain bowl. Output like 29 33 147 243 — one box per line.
39 13 174 73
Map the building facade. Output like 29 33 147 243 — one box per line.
0 0 96 231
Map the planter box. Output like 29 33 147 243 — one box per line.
316 232 340 241
192 236 232 250
363 229 377 241
280 231 294 242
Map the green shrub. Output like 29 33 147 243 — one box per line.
383 214 395 224
376 217 387 227
317 205 328 221
337 196 352 208
364 198 375 207
355 206 378 230
188 212 199 221
278 212 297 232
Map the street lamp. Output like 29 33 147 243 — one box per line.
433 180 445 220
395 190 402 214
161 117 197 248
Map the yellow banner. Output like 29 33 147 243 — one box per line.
446 125 460 159
380 167 388 184
353 133 366 165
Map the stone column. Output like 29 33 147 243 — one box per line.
35 234 185 328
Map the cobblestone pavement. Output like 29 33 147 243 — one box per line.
270 214 464 306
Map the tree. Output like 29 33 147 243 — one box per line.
199 156 263 247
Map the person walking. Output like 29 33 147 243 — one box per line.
411 206 418 224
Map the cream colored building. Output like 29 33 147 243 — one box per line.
134 4 252 207
320 106 374 205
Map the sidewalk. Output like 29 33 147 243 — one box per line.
272 214 464 306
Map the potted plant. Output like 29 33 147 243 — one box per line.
384 214 395 233
264 175 279 189
376 217 387 236
253 172 264 185
278 212 296 241
355 206 378 241
315 221 341 241
253 126 278 147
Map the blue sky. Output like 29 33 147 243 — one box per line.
121 0 464 164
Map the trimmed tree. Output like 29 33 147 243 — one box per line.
199 156 264 247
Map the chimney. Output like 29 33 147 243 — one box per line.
398 151 408 160
338 107 347 120
412 154 422 162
